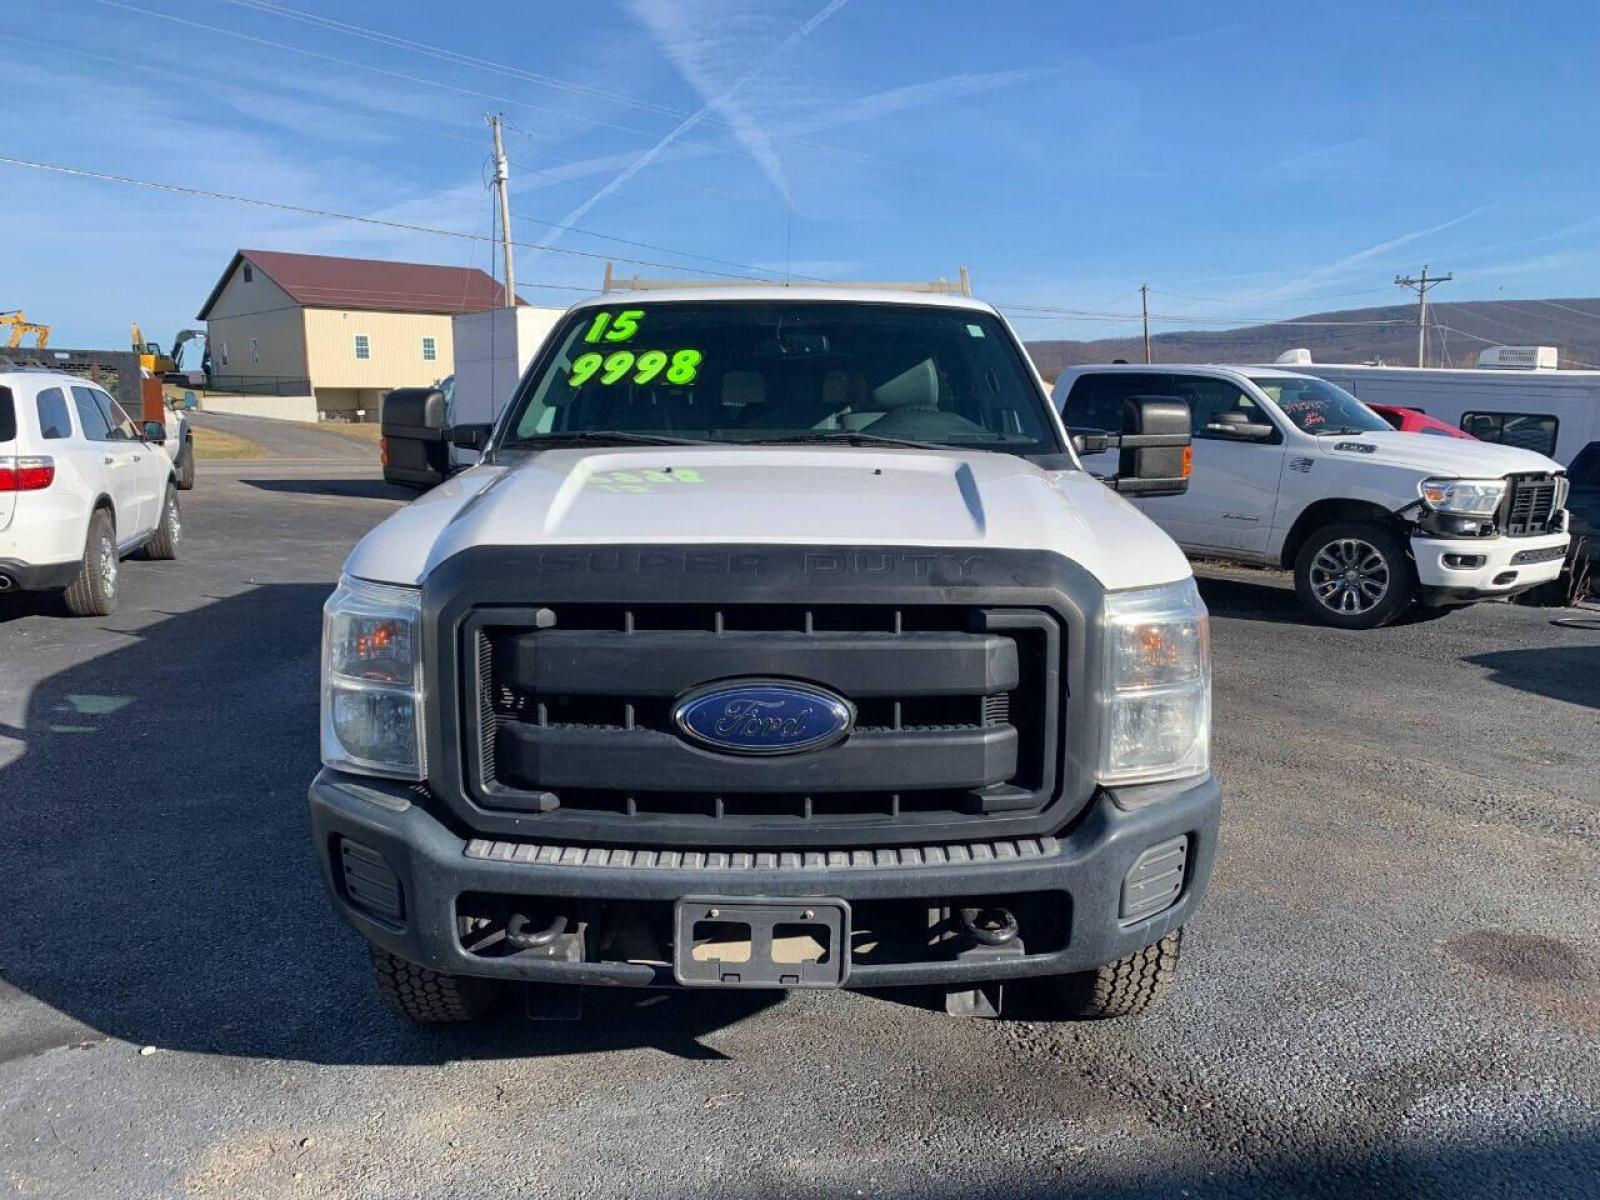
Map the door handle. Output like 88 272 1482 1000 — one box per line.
103 455 115 465
132 454 142 462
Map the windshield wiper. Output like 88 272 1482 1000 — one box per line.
736 431 957 451
1310 426 1374 436
513 431 716 448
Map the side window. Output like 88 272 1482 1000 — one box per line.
35 386 72 439
354 334 371 361
421 336 437 362
94 389 138 440
72 386 114 442
0 385 14 442
1462 412 1558 456
1171 375 1274 440
1062 372 1171 432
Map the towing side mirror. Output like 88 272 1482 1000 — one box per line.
1113 396 1192 497
1204 419 1275 441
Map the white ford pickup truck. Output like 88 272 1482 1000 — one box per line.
1054 364 1571 628
311 285 1220 1026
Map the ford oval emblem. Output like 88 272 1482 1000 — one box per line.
673 680 855 756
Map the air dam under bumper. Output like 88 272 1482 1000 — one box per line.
1412 530 1569 602
309 768 1220 988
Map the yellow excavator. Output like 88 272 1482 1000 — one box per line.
2 309 51 350
132 323 209 382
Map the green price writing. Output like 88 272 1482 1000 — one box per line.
584 309 644 343
568 347 703 388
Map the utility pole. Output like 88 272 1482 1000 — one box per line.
488 113 516 307
1394 265 1451 368
1140 283 1151 364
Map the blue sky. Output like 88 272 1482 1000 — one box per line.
6 0 1600 349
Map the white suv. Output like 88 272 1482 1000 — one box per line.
1 369 182 615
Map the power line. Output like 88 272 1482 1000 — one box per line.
1529 298 1600 322
0 155 773 284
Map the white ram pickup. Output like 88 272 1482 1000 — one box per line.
310 285 1221 1026
1054 364 1571 628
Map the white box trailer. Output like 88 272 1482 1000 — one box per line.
1264 352 1600 466
380 305 563 488
449 305 564 429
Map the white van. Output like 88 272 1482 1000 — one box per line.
1054 364 1570 628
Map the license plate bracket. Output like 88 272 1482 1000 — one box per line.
673 897 850 988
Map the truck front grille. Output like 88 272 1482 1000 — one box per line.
462 602 1061 845
1501 473 1563 537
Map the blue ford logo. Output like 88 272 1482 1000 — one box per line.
673 680 854 756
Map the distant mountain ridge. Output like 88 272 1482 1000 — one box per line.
1024 297 1600 380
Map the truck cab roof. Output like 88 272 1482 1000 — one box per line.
565 284 1000 315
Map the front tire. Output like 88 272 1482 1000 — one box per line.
369 947 500 1023
176 438 196 490
1049 930 1183 1019
62 509 118 617
1293 521 1414 629
144 486 181 560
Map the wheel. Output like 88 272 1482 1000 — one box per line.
176 438 196 490
1050 930 1183 1019
369 946 499 1023
1293 521 1415 629
62 509 118 617
143 487 181 560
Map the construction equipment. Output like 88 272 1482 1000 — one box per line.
2 309 50 350
131 323 210 384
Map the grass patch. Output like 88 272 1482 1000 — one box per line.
191 426 267 460
319 422 384 443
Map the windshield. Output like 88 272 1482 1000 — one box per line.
1249 376 1390 434
503 301 1060 454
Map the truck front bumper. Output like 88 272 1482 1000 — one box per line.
1411 530 1569 603
308 769 1221 989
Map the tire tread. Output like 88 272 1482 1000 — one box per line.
1054 929 1183 1019
369 947 496 1023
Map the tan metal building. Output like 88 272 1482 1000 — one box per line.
196 249 518 419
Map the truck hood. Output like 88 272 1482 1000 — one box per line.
1313 430 1561 477
345 446 1191 592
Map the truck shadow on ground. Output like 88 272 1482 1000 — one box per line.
0 585 782 1067
1462 643 1600 709
1191 573 1306 625
240 477 418 501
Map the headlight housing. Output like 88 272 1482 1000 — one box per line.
321 576 425 779
1098 579 1210 785
1419 477 1505 518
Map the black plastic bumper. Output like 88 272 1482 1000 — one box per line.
309 769 1221 989
0 558 77 591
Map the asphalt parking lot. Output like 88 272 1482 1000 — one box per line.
2 416 1597 1200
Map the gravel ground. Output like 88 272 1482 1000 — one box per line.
1 435 1596 1200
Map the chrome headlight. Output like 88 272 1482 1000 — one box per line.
1098 579 1210 785
1419 477 1505 518
321 576 425 779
